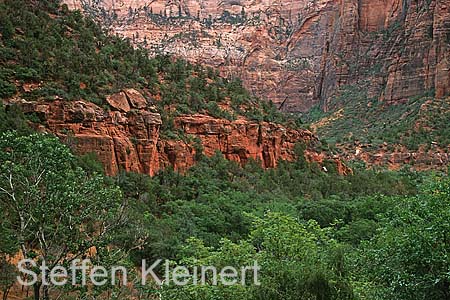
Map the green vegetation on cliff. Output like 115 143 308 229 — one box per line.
0 1 449 300
305 86 449 151
0 0 289 130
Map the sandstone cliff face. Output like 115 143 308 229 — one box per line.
321 0 450 110
4 90 336 175
63 0 450 112
8 91 162 175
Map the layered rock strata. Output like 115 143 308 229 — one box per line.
5 89 347 175
63 0 450 112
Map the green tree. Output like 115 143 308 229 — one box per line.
0 12 14 41
161 212 354 300
358 178 450 300
0 103 31 135
0 79 16 99
0 132 125 300
0 256 17 300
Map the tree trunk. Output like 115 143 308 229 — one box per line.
43 285 50 300
3 286 11 300
33 282 40 300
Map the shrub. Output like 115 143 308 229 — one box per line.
0 79 16 98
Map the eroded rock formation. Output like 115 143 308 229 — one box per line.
63 0 450 112
5 89 346 175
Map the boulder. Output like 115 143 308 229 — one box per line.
124 88 147 109
106 92 130 112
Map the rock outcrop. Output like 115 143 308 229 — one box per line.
342 143 450 171
172 114 317 169
5 89 343 175
63 0 450 112
8 95 162 175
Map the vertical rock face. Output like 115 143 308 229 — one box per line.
62 0 338 112
36 98 162 176
172 114 317 169
375 1 450 104
358 0 402 32
6 91 337 176
432 1 450 98
63 0 450 112
321 0 450 109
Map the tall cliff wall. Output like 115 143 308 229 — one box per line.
321 0 450 110
63 0 450 112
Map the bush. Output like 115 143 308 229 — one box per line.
0 79 16 98
358 178 450 300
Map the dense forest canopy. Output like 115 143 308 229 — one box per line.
0 1 448 300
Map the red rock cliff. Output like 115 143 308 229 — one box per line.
321 0 450 110
5 89 344 176
63 0 450 112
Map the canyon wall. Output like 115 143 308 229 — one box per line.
63 0 450 112
321 0 450 110
5 90 340 176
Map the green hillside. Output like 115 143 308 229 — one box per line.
304 86 450 151
0 0 290 136
0 1 448 300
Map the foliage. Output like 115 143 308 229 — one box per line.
0 79 16 98
0 132 126 299
357 177 450 300
0 257 17 300
114 149 422 265
0 2 447 300
0 124 444 300
161 213 354 300
305 86 449 150
0 102 32 135
0 0 295 143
